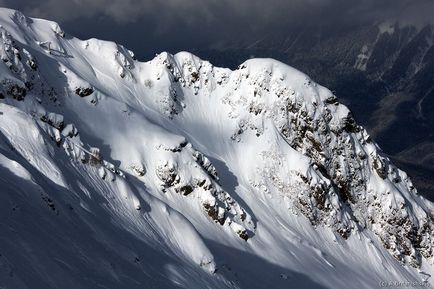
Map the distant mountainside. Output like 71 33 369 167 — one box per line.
0 9 433 288
195 22 434 200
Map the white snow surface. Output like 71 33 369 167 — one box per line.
0 8 433 289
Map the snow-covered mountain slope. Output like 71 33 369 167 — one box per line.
0 8 433 289
196 22 434 199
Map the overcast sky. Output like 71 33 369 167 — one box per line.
1 0 433 60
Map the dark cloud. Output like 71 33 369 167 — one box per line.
6 0 433 25
4 0 331 24
1 0 434 60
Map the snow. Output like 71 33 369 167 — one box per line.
378 22 396 35
0 7 433 289
354 44 371 71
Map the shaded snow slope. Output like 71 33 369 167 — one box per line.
0 8 433 289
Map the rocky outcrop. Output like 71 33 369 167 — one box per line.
222 60 433 266
75 87 94 97
155 141 255 240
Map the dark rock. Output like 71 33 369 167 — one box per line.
40 114 65 130
41 194 57 213
75 87 94 97
237 229 249 241
342 113 360 133
191 72 199 82
89 148 102 166
373 157 387 179
178 185 193 196
203 203 225 225
25 81 33 90
325 95 339 105
27 59 38 70
6 84 26 101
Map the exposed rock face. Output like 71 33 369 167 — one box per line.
39 112 64 130
75 87 94 97
155 141 254 240
146 50 434 265
196 23 434 200
6 83 26 101
227 61 433 265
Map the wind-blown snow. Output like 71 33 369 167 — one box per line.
0 8 433 289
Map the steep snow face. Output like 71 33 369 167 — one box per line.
0 8 433 289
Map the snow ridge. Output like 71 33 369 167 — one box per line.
0 8 433 289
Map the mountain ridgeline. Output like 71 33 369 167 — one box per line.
195 22 434 199
0 9 433 289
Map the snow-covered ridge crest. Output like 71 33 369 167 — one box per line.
0 7 433 289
